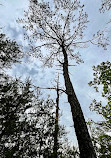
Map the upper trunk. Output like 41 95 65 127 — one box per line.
62 45 97 158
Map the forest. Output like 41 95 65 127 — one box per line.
0 0 111 158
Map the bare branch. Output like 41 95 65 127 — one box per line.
57 58 63 65
44 50 59 66
66 33 109 50
62 11 70 38
45 21 62 40
68 64 77 66
33 42 58 50
34 86 67 94
41 25 60 43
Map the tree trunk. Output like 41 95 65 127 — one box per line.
53 81 59 158
62 45 97 158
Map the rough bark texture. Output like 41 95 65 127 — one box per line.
62 45 97 158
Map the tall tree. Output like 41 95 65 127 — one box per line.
0 28 78 157
19 0 109 157
88 61 111 158
35 78 79 158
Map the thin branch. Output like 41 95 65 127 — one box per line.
44 45 62 66
64 33 78 49
56 64 76 67
34 86 67 94
68 64 77 66
57 58 63 65
72 40 100 46
44 50 59 66
33 42 58 50
66 39 99 49
63 11 70 38
45 21 61 40
41 25 60 44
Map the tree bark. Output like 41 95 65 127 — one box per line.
53 82 59 158
62 45 97 158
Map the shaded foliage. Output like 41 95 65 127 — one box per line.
0 29 78 157
0 73 57 157
0 72 76 158
88 61 111 158
0 32 23 69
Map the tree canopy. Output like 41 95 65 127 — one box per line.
19 0 108 67
18 0 104 157
88 61 111 158
0 32 23 69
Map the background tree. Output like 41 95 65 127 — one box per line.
0 31 23 69
19 0 109 157
0 76 35 157
0 30 24 157
0 30 33 157
88 61 111 158
0 29 77 158
60 143 79 158
0 72 73 158
0 74 57 157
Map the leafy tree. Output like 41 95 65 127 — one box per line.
88 61 111 157
59 139 79 158
0 74 78 158
18 0 109 157
0 30 28 157
0 29 77 158
0 74 56 157
0 76 34 157
0 72 73 157
0 32 23 69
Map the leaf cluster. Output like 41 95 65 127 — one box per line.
0 33 23 69
88 61 111 157
100 0 111 12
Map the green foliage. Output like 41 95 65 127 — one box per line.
0 30 78 157
88 61 111 158
59 141 79 158
0 74 78 158
0 32 23 69
0 72 60 157
89 61 111 96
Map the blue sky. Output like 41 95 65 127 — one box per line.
0 0 111 146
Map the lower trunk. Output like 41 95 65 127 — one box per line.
62 46 96 158
53 83 59 158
